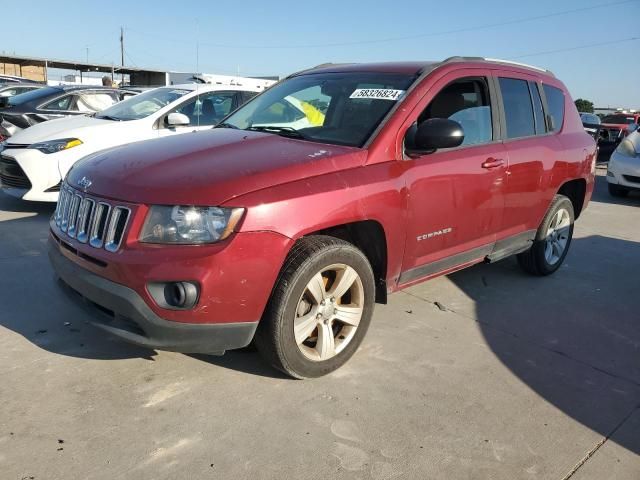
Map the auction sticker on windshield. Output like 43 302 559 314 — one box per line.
349 89 405 100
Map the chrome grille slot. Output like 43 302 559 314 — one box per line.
52 182 131 253
76 198 95 243
60 189 73 231
89 203 111 248
66 194 82 238
104 207 131 252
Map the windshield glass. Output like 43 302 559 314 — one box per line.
220 72 417 147
8 87 59 106
95 87 191 121
601 114 635 125
580 113 600 124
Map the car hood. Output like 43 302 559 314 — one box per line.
67 129 365 205
6 115 131 144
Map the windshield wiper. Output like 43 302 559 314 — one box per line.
215 122 239 129
247 125 307 139
95 115 123 121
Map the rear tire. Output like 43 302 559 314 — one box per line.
517 194 574 276
255 235 375 379
608 183 629 197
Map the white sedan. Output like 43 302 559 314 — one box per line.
0 84 262 201
607 129 640 197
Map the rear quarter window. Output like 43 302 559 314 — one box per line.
542 84 565 132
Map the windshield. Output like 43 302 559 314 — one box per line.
580 113 600 124
601 114 636 125
8 86 59 106
219 72 417 147
95 87 191 121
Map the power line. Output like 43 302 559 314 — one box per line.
124 0 637 50
510 36 639 59
198 0 638 49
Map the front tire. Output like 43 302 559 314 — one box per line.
608 183 629 197
255 236 375 379
517 194 574 276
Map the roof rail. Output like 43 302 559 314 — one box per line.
482 58 554 76
439 56 554 77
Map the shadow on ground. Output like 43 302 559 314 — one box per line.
591 170 640 205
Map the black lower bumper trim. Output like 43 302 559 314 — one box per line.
48 240 258 354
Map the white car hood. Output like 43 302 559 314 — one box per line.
7 115 139 145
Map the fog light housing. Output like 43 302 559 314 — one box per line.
147 281 199 310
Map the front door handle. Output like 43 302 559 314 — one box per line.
481 158 505 169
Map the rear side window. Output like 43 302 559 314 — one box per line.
498 78 535 139
542 84 565 132
529 82 546 134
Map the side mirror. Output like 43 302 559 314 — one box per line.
405 118 464 156
165 112 190 127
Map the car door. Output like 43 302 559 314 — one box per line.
399 70 507 284
157 91 240 137
492 72 560 240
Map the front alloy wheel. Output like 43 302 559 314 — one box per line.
255 236 375 379
294 264 364 361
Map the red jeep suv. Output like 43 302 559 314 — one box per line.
49 57 596 378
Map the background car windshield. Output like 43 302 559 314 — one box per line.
96 87 190 121
8 86 58 106
580 113 600 124
222 72 417 147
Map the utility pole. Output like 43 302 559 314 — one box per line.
120 26 124 84
85 46 89 63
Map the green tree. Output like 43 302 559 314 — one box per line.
574 98 594 113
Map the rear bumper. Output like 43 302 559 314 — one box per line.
49 239 258 354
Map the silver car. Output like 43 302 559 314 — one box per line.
607 129 640 197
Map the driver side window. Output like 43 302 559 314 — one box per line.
418 78 493 147
173 91 237 126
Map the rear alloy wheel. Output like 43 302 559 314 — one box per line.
255 236 375 379
517 194 575 276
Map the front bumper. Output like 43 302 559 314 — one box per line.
49 240 258 353
607 151 640 190
0 146 87 202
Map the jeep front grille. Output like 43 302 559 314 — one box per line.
54 184 131 252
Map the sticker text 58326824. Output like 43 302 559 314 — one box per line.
349 89 405 101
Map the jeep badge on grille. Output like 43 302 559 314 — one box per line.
78 176 92 192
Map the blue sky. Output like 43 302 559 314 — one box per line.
2 0 638 107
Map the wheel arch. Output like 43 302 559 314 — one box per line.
557 178 587 219
302 220 389 304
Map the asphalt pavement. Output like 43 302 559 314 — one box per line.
0 169 638 479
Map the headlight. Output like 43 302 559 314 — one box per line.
616 139 637 158
140 206 244 244
28 138 83 154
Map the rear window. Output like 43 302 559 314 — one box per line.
601 115 635 125
499 78 535 139
542 85 565 132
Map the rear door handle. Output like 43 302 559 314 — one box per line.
481 158 505 169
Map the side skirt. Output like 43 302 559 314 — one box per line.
486 229 536 263
397 230 537 285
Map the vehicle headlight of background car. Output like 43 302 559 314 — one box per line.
28 138 83 154
615 138 638 158
140 205 244 244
